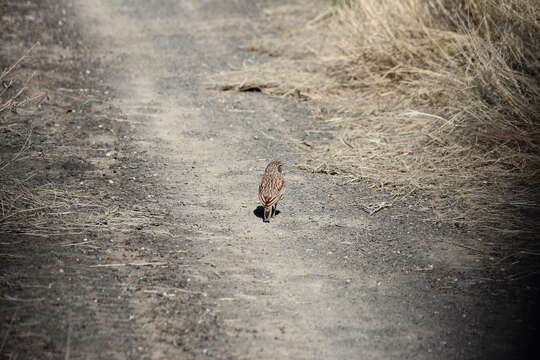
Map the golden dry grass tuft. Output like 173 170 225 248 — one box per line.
215 0 540 235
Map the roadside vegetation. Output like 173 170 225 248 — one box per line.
216 0 540 238
0 48 48 235
0 49 95 236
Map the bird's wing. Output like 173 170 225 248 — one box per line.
261 193 281 207
258 176 284 207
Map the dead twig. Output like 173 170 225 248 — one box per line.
143 287 206 296
361 202 392 216
110 118 145 124
4 295 44 302
340 137 354 149
61 240 99 248
0 71 38 113
443 241 489 255
0 42 38 82
142 290 176 297
89 261 167 268
0 253 25 258
0 129 32 172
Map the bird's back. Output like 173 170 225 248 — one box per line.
259 162 285 207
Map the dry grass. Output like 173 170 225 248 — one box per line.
0 134 117 235
0 181 111 235
0 48 112 236
214 0 540 235
0 43 41 113
0 137 146 235
1 46 155 237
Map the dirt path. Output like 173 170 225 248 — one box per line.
24 0 531 358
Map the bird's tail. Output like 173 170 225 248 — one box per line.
263 206 272 222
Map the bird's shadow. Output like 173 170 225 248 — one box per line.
253 206 280 219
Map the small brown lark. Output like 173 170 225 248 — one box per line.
258 161 285 222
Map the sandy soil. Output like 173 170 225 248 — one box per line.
0 0 538 359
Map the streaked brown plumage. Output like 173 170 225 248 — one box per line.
258 161 285 222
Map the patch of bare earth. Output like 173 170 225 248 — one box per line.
0 1 226 358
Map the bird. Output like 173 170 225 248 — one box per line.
258 161 285 223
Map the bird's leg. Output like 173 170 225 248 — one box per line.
264 206 271 222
